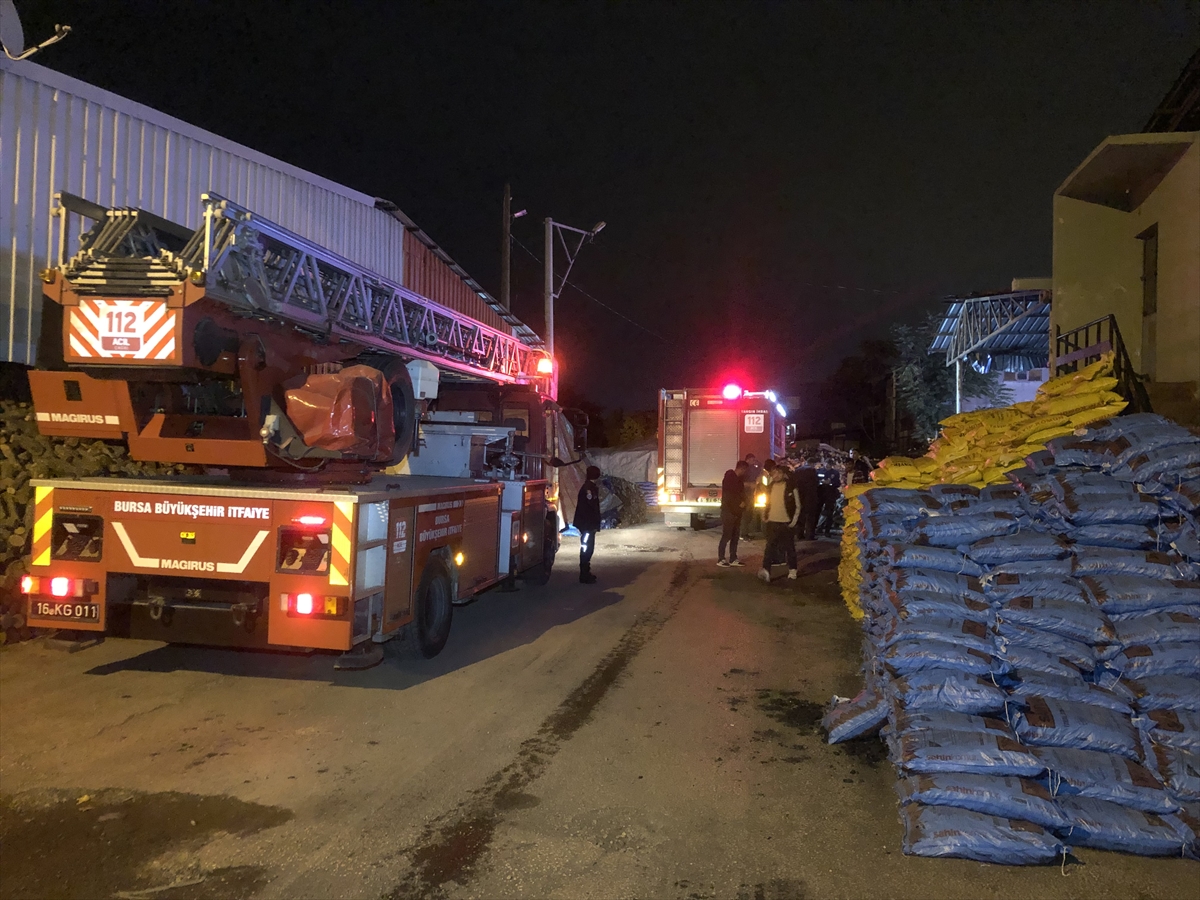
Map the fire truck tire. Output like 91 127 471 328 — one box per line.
523 525 557 586
406 557 454 658
380 360 418 465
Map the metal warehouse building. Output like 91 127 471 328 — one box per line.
1 56 527 367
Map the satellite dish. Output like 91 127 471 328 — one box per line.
0 0 25 56
1 0 71 61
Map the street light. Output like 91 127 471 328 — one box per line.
543 217 606 356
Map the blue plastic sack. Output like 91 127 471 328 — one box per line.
1057 795 1189 856
891 727 1045 776
896 773 1072 831
996 596 1116 646
1045 435 1119 469
998 645 1085 680
966 532 1070 565
889 669 1008 714
890 708 1015 739
980 485 1023 504
823 687 888 743
862 487 942 507
928 484 980 502
1085 412 1188 446
1113 642 1200 680
1049 472 1130 501
1141 709 1200 754
875 616 995 656
1170 524 1200 559
1070 524 1159 550
1083 575 1200 615
1164 478 1200 515
884 639 1005 678
1021 451 1060 474
1060 491 1161 527
1011 695 1142 761
995 623 1096 672
881 542 985 576
901 803 1067 864
890 590 994 624
858 515 911 540
1114 611 1200 648
890 568 986 598
988 558 1076 579
1073 549 1186 580
1124 675 1200 713
984 573 1091 604
1005 669 1133 714
1148 743 1200 801
1037 747 1178 814
1116 442 1200 483
908 512 1020 548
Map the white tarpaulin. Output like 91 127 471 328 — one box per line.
587 438 657 484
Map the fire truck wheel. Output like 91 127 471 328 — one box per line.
523 527 557 586
407 557 454 658
380 360 418 465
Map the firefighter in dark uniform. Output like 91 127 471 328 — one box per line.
574 465 602 584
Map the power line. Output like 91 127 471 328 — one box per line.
510 234 668 342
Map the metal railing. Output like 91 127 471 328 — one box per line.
1054 314 1153 413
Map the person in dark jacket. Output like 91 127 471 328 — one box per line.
717 460 749 567
573 465 602 583
816 467 842 536
791 459 821 541
740 453 762 537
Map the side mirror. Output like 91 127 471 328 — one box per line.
563 408 589 452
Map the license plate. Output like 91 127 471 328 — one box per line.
31 600 100 622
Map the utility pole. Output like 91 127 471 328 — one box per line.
542 216 606 360
500 183 511 312
544 217 555 356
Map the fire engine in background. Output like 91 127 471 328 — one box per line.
23 192 587 666
657 385 788 529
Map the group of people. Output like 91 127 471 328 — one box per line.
717 454 843 583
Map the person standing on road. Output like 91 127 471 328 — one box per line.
792 458 821 541
741 453 762 538
759 463 800 583
717 460 749 567
574 465 602 584
816 466 842 536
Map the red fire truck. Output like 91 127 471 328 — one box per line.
22 193 584 666
657 385 788 528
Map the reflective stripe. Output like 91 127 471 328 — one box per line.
32 486 54 566
216 530 270 573
329 501 353 586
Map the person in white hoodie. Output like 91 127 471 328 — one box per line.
758 462 800 583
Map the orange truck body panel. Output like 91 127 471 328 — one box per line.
25 476 511 652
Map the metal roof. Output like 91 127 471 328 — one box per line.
928 289 1050 371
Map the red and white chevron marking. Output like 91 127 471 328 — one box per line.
68 299 178 361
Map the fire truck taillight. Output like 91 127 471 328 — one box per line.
284 593 346 618
22 576 98 597
755 493 767 508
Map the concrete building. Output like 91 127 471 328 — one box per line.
1051 130 1199 422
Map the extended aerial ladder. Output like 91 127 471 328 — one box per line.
32 193 555 473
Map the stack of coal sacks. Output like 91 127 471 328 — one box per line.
823 413 1200 864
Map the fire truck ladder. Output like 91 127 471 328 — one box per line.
58 193 548 384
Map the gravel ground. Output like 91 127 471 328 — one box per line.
0 524 1195 900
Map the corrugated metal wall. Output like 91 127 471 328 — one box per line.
2 57 514 365
403 231 506 331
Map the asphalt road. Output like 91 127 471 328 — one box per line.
1 524 1196 900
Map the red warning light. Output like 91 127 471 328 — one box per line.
50 577 71 598
295 593 314 615
721 383 743 400
295 515 327 527
20 575 35 594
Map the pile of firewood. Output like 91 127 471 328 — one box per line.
0 400 187 644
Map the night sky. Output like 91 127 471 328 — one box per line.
19 1 1200 410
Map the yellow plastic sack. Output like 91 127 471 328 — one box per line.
1069 402 1128 428
1038 355 1114 397
1036 390 1123 417
1025 424 1077 445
